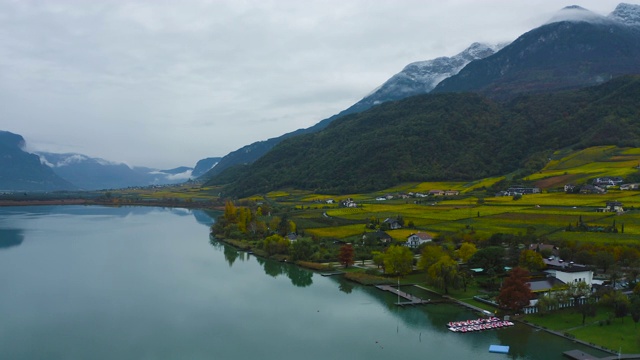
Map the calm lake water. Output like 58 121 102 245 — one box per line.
0 205 609 360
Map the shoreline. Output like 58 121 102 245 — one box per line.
213 234 634 357
0 198 223 210
5 202 633 357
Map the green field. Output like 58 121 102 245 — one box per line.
242 147 640 246
287 194 640 244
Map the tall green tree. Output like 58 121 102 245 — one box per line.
277 214 291 236
536 294 558 317
456 242 477 263
224 200 237 223
458 268 474 293
289 238 315 261
518 249 546 271
263 234 290 256
566 280 591 308
596 251 615 273
578 297 597 325
427 255 459 295
600 289 630 323
372 251 385 270
630 295 640 329
467 246 505 274
383 245 414 276
418 244 448 270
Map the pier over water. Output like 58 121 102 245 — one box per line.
375 285 431 306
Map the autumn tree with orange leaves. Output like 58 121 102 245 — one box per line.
497 267 533 312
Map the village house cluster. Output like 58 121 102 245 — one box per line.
495 186 541 197
565 176 640 194
361 229 433 248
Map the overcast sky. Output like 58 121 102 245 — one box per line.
0 0 631 169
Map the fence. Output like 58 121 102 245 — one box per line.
522 297 597 315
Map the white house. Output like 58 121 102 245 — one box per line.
543 258 593 286
527 258 594 296
383 218 402 230
405 232 433 248
620 183 640 190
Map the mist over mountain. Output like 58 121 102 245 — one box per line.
191 157 221 178
432 4 640 98
36 152 194 190
0 131 76 191
200 42 503 180
1 129 202 191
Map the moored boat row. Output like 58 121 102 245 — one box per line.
447 317 514 333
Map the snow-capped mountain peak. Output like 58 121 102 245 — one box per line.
352 42 508 109
546 5 612 25
609 3 640 27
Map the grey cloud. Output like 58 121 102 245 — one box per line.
0 0 628 168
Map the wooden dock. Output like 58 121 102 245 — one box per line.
320 271 344 277
375 285 430 306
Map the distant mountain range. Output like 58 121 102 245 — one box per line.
0 130 221 191
34 152 196 190
0 131 75 191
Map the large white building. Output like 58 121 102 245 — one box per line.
528 258 594 294
543 258 593 286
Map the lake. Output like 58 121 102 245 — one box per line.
0 205 609 359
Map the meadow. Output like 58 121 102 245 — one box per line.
274 189 640 245
265 146 640 246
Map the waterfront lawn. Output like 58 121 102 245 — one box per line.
526 307 640 354
570 319 640 354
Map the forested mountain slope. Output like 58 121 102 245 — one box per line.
213 76 640 197
200 43 502 180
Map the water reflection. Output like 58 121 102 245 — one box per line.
209 238 315 288
339 280 354 294
287 266 312 288
223 245 239 267
0 206 218 250
263 260 285 277
192 210 218 227
0 229 24 250
496 322 533 360
208 235 223 250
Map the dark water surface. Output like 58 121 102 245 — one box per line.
0 206 609 359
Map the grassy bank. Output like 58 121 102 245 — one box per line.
525 306 640 354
